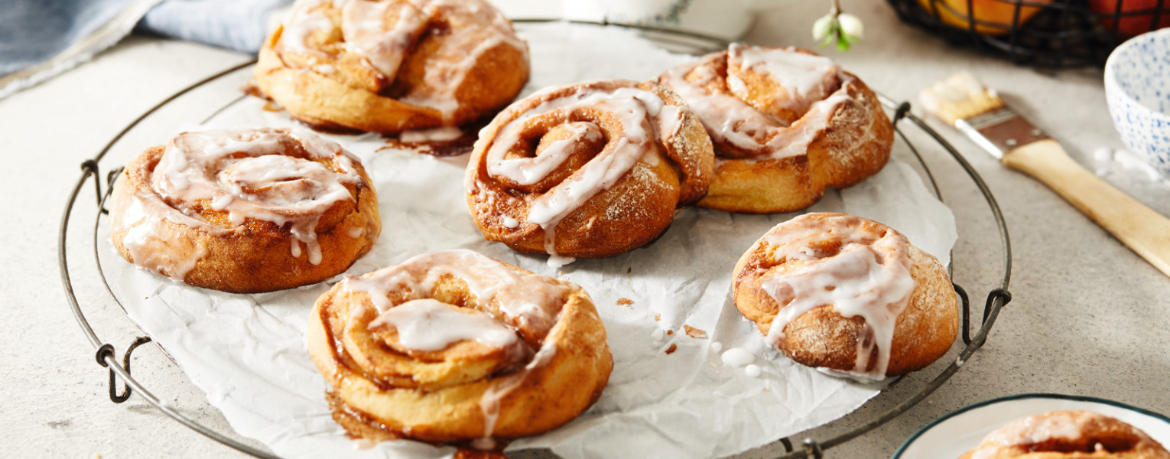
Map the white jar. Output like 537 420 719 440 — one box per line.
491 0 792 40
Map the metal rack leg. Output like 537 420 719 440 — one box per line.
96 336 152 403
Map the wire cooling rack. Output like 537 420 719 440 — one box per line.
58 21 1013 459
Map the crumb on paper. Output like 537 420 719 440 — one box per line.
666 330 673 335
654 313 661 321
665 344 678 355
616 298 633 306
683 324 707 339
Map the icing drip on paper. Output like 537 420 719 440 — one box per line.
478 86 681 260
759 215 916 382
660 45 858 160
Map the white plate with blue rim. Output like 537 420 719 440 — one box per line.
893 394 1170 459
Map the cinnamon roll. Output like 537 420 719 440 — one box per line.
253 0 529 134
659 44 894 213
961 411 1170 459
465 80 714 264
732 213 957 381
109 128 380 293
306 250 612 447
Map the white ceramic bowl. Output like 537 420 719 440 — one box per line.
1105 28 1170 176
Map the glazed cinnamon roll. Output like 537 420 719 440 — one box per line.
306 250 612 447
253 0 529 134
732 213 957 381
109 128 380 293
465 80 714 264
961 411 1170 459
659 44 894 213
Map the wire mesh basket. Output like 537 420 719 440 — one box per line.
886 0 1169 68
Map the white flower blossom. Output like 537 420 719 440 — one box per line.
813 14 834 41
838 13 864 39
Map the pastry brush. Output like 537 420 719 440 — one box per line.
920 72 1170 278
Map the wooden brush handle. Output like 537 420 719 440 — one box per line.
1002 139 1170 278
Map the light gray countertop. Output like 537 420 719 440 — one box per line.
6 1 1168 457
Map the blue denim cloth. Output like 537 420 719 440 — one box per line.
0 0 139 75
136 0 292 54
0 0 291 77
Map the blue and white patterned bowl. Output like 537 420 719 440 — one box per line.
1105 28 1170 176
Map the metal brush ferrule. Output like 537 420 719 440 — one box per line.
955 107 1050 159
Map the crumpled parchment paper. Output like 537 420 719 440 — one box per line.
105 22 958 459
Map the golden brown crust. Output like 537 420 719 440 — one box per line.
253 0 529 134
731 213 957 377
109 130 380 293
960 411 1170 459
307 252 612 444
659 47 894 214
465 79 714 259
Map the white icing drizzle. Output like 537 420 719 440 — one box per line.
397 0 528 121
338 249 570 448
149 128 360 266
759 214 916 381
116 194 211 281
280 0 334 59
278 0 527 122
340 0 427 80
368 298 519 352
341 250 569 341
115 128 362 280
488 122 603 186
471 341 557 450
660 45 857 160
479 85 679 258
730 44 841 115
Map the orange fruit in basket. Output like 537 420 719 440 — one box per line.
914 0 1055 35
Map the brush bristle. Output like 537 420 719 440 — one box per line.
919 72 1005 126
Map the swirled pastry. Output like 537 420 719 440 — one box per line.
961 411 1170 459
660 44 894 213
307 250 612 447
465 80 714 264
253 0 529 134
109 128 380 293
732 213 957 381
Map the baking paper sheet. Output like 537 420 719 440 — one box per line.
105 23 958 459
